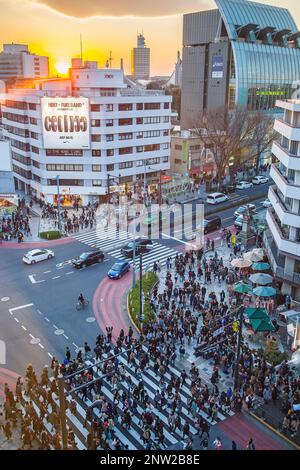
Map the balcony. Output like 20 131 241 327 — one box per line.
269 186 300 228
272 141 300 171
270 164 300 200
274 118 300 141
266 208 300 257
264 232 300 287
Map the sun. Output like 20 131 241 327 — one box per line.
54 61 70 76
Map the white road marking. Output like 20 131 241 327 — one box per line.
21 325 27 331
37 309 43 315
52 276 60 280
162 233 193 246
53 324 58 330
54 329 64 336
43 271 51 274
48 352 53 359
1 297 10 302
9 304 33 313
72 342 79 349
29 333 35 339
14 317 20 323
44 317 50 322
63 334 69 340
28 275 45 284
38 343 45 349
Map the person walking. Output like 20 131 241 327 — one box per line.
246 438 256 450
213 436 223 450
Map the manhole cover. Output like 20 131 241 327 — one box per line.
54 329 64 335
30 337 40 345
86 317 96 323
1 297 10 302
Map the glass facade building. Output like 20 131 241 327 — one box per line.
216 0 300 112
181 0 300 128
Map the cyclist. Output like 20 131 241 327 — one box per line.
78 293 85 307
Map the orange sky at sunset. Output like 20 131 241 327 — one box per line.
0 0 299 77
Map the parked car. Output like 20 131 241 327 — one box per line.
234 216 244 229
72 250 104 269
262 199 272 208
252 175 269 185
206 193 228 205
121 238 153 258
234 204 256 218
23 249 54 265
236 181 253 190
107 260 130 279
221 185 236 194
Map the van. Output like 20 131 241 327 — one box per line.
206 193 228 205
203 216 222 234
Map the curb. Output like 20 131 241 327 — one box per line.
0 237 75 249
247 410 300 450
126 290 141 334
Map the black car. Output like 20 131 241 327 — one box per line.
221 185 236 195
121 238 153 258
72 250 104 269
204 216 222 234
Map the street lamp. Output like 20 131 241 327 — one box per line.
56 175 62 232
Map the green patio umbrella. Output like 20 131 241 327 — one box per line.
250 317 275 333
245 307 269 320
233 282 253 294
252 262 271 271
253 286 277 297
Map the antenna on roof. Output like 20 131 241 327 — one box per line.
109 51 113 68
80 33 83 61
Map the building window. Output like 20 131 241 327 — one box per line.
119 118 132 126
137 146 143 153
107 149 114 157
162 156 169 163
46 164 83 171
136 117 143 125
30 131 39 140
144 116 160 124
136 103 143 110
144 144 160 152
91 135 101 142
175 144 182 150
145 103 160 110
119 147 133 155
163 116 169 123
30 117 38 125
92 150 101 157
136 131 143 139
45 149 83 156
93 180 102 186
163 130 169 136
48 179 84 186
119 104 133 111
144 130 160 138
91 119 100 127
106 134 114 142
136 160 144 167
106 119 113 127
6 100 27 110
164 103 170 109
119 161 133 169
32 160 40 168
106 104 113 112
91 104 100 112
33 174 41 182
162 143 169 150
92 165 101 172
28 103 37 110
119 133 133 140
119 176 133 183
107 164 114 171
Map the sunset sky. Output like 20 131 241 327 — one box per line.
0 0 299 77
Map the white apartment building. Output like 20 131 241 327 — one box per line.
264 99 300 301
0 44 49 81
2 59 172 206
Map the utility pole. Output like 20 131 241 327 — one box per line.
107 173 110 204
56 175 61 232
57 375 68 450
234 305 245 391
139 253 143 326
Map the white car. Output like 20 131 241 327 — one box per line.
236 181 253 190
23 249 54 265
234 204 256 218
206 193 228 205
262 199 272 208
252 175 269 185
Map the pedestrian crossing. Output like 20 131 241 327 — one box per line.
31 345 235 450
71 228 179 270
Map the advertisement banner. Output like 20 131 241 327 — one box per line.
212 56 224 79
41 97 90 149
182 141 188 164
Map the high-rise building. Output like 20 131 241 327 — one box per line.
264 99 300 302
131 34 150 80
0 44 49 82
2 59 172 206
181 0 300 129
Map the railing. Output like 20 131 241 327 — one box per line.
264 231 300 286
120 89 165 97
273 140 300 159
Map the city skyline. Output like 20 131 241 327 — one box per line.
0 0 299 77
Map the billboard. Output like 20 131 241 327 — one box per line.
41 97 90 149
212 56 224 79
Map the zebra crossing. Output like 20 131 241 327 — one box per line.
35 346 235 451
71 228 179 269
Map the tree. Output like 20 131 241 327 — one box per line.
245 112 277 175
191 106 257 190
166 85 181 120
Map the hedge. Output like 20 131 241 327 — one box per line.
128 272 158 330
39 230 61 240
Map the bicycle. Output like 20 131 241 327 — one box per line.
75 299 89 311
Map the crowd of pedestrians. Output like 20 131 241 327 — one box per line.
0 197 31 242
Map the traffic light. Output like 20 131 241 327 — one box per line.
233 321 239 333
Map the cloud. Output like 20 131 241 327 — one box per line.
33 0 210 18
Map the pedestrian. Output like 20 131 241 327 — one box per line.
213 436 223 450
246 438 255 450
65 347 71 362
232 440 237 450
